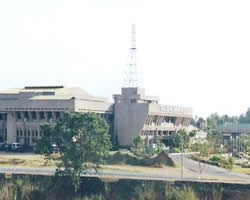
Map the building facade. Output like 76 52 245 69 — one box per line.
217 123 250 143
113 87 192 146
0 85 192 147
0 86 113 145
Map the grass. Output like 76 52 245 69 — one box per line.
0 154 57 168
231 166 250 175
0 152 178 178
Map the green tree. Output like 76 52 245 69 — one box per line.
196 141 211 178
167 129 190 152
38 112 111 191
132 136 143 155
239 108 250 123
189 129 197 138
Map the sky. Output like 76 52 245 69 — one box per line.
0 0 250 118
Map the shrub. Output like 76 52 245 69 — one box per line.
172 147 181 153
209 156 222 163
106 151 175 167
165 185 198 200
241 162 250 168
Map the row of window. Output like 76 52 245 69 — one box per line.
16 137 38 144
16 111 61 121
5 108 68 111
16 129 42 137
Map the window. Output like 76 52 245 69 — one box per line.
17 112 21 120
31 112 37 120
47 112 53 120
55 112 60 119
24 111 29 120
39 112 45 120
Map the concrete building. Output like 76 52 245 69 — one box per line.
113 87 192 147
0 85 192 147
217 123 250 143
0 86 113 145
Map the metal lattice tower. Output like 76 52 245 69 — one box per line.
124 24 138 87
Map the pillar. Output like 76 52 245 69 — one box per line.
7 112 17 144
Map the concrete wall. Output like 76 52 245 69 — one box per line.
114 102 149 146
75 99 113 114
0 99 75 112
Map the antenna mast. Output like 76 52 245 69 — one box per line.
124 24 138 87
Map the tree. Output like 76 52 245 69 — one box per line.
132 136 143 155
196 141 211 178
189 129 197 138
38 112 112 191
239 108 250 123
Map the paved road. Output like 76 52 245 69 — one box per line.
0 166 208 182
0 162 249 184
0 152 249 184
169 154 250 184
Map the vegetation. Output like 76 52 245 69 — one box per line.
131 136 164 157
168 129 189 150
192 154 235 170
38 112 111 191
209 156 235 170
1 175 250 200
107 150 175 167
167 129 199 152
194 142 212 177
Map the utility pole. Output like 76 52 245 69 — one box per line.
236 121 238 153
181 141 183 179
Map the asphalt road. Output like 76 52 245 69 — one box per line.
0 166 207 182
0 153 249 184
169 154 250 184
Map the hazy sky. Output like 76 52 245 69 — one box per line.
1 0 250 118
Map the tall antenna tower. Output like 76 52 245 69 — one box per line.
124 24 138 87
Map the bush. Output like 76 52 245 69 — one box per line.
241 162 250 168
209 156 234 170
172 147 181 153
209 156 222 163
107 151 175 167
165 185 198 200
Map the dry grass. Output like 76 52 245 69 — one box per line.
0 154 57 168
0 153 179 177
231 166 250 175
